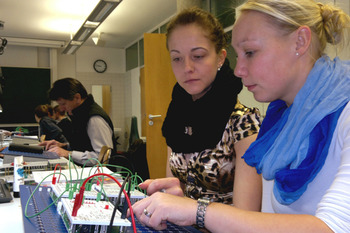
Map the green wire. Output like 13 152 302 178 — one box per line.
25 172 69 218
24 154 147 220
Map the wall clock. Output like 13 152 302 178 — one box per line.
93 59 107 73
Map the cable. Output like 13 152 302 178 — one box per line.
23 154 143 232
74 173 137 233
52 163 62 184
25 172 69 218
108 174 129 233
121 176 132 219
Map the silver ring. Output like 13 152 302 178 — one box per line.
160 188 166 193
143 208 152 218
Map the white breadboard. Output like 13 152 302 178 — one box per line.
95 183 146 199
32 167 118 184
59 198 131 231
0 158 69 183
51 182 98 200
50 182 146 203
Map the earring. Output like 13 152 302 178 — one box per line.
217 65 222 71
296 52 299 56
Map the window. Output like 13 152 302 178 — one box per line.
126 42 138 71
139 39 144 66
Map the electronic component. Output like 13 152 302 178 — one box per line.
50 182 146 205
0 157 69 183
94 183 146 204
32 167 115 184
50 182 98 201
20 184 201 233
58 198 131 232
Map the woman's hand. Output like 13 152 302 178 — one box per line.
139 177 184 196
131 192 197 230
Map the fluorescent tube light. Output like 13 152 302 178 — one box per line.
64 45 80 55
6 37 65 48
70 41 83 46
76 28 93 41
84 21 100 28
62 0 122 55
90 3 115 22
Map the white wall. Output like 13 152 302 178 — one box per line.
0 45 45 67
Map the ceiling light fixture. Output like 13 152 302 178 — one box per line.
62 0 122 55
5 37 65 48
92 32 105 46
92 36 99 45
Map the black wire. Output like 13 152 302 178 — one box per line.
121 176 131 219
107 174 130 233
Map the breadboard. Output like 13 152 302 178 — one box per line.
50 182 99 200
50 182 146 204
20 185 201 233
95 183 146 204
32 167 117 184
59 198 131 228
1 157 68 183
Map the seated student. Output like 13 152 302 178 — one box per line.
40 78 116 166
131 0 350 232
53 105 72 142
34 104 67 143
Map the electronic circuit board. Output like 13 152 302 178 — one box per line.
20 185 201 233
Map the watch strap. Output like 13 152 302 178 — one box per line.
196 198 210 228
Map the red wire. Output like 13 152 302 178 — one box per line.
53 163 62 183
79 173 137 233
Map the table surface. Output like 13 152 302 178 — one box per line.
0 139 48 233
0 144 24 233
0 194 24 233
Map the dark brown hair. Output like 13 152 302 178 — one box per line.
49 77 88 101
166 7 228 53
34 104 51 118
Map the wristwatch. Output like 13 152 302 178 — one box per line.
196 197 211 228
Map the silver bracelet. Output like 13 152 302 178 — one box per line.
196 198 210 228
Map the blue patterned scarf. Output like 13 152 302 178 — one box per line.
243 56 350 205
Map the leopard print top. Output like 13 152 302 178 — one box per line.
169 101 261 204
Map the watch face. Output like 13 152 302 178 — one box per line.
94 59 107 73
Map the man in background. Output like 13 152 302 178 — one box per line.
41 77 116 166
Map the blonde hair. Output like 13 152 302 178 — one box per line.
237 0 350 57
